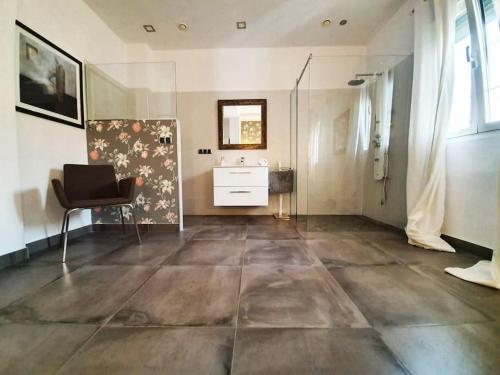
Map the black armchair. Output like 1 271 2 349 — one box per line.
52 164 141 262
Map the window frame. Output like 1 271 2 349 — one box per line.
449 0 500 138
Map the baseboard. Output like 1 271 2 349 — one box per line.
0 224 93 270
92 223 179 232
361 215 493 260
0 247 29 270
441 235 493 259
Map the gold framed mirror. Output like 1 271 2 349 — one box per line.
218 99 267 150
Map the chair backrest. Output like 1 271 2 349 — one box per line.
63 164 118 201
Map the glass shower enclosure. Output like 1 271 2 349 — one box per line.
289 54 411 230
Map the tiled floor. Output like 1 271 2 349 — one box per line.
0 215 498 374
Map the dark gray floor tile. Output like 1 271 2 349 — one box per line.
306 239 398 267
200 215 251 225
331 264 489 326
247 225 300 240
0 265 65 309
0 265 155 324
410 263 500 320
244 240 317 266
371 240 481 268
232 328 406 375
298 230 359 240
59 327 233 375
380 322 500 375
167 240 244 266
352 230 407 241
140 229 192 243
239 265 368 328
191 225 246 240
92 241 181 266
28 239 124 267
112 266 240 326
0 323 97 375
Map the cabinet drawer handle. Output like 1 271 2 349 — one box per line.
230 190 252 194
229 171 252 174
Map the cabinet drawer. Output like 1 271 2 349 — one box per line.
214 186 268 206
213 167 268 187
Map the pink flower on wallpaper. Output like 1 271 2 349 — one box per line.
163 159 174 169
144 204 150 212
89 150 99 160
132 122 142 133
136 177 145 187
96 124 103 132
141 151 148 159
93 207 102 213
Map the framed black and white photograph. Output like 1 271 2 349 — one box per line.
15 20 84 129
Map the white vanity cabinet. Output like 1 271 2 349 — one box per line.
213 166 269 206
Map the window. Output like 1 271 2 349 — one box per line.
450 0 475 136
481 0 500 123
449 0 500 137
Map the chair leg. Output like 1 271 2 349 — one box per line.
130 204 142 244
62 209 77 263
59 210 68 248
62 212 70 263
119 206 126 234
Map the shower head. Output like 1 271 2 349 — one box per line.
347 72 382 87
348 79 365 86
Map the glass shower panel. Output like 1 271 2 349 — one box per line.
291 54 408 229
290 87 298 218
86 62 176 120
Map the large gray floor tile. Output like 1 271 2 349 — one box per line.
0 265 65 309
244 240 317 266
247 225 300 240
239 265 368 328
28 239 124 267
191 225 246 240
306 239 398 267
352 230 407 241
112 266 240 326
380 322 500 375
92 241 180 266
0 265 155 324
371 240 480 268
410 263 500 320
298 230 359 240
331 264 489 326
0 323 96 375
59 327 233 375
166 240 244 265
232 328 406 375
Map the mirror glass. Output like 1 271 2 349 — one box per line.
218 99 267 149
222 105 261 145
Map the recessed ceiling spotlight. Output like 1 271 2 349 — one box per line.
236 21 247 29
339 19 348 26
177 23 188 31
321 19 332 27
143 25 156 32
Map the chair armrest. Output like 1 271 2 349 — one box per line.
118 177 136 202
51 179 70 209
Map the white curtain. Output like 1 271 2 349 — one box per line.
445 163 500 289
342 87 371 212
405 0 457 252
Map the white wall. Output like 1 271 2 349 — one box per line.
15 0 128 245
0 0 25 256
127 44 366 92
443 132 500 249
367 0 415 56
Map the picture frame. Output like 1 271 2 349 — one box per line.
15 20 84 129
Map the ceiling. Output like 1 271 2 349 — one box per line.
84 0 405 50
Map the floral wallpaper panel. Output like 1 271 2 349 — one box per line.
86 119 179 225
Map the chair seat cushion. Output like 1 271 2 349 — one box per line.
68 197 131 209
